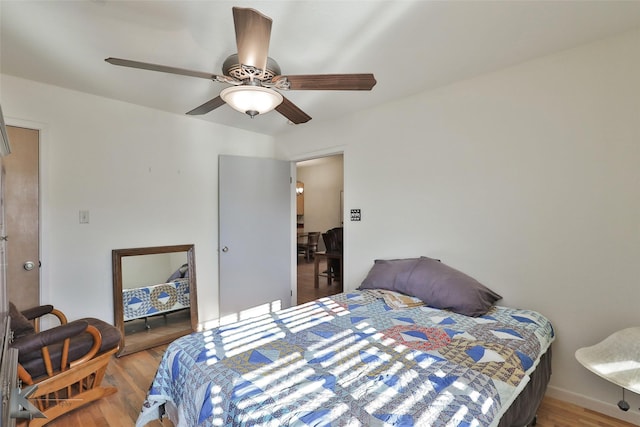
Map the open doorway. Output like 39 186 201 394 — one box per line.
296 154 343 304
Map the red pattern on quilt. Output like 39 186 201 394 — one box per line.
382 325 451 351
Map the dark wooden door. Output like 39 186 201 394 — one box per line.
4 126 39 310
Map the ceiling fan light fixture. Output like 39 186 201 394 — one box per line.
220 85 283 118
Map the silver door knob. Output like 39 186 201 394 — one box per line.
222 246 229 252
23 261 36 271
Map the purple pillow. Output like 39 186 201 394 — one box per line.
358 258 421 292
395 257 502 317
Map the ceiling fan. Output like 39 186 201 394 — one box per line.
105 7 376 124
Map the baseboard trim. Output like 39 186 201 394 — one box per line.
546 385 640 425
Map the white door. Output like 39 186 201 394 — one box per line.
218 155 292 318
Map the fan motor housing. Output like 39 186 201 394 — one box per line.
223 53 281 82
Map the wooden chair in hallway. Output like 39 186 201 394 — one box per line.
298 232 320 262
316 227 343 286
324 227 342 277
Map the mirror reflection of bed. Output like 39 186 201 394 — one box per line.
112 244 198 357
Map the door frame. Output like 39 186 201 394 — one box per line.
291 147 346 298
4 117 49 306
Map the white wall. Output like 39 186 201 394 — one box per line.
297 155 343 250
0 74 276 324
277 29 640 423
121 252 185 289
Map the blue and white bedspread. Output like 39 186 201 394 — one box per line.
137 291 554 427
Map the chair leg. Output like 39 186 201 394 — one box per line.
26 349 118 426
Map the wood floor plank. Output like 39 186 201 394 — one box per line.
536 396 636 427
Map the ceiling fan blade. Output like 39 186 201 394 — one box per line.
273 74 377 91
275 96 312 124
232 7 272 73
105 57 220 80
186 96 226 115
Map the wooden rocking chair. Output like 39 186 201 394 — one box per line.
9 303 121 426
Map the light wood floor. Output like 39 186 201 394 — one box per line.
297 257 342 304
123 308 191 352
33 259 635 426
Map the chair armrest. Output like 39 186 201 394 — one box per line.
20 305 68 332
69 325 102 368
11 320 89 355
20 305 54 320
12 320 104 384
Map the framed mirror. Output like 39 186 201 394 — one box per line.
112 244 198 357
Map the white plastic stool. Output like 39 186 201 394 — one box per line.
575 327 640 411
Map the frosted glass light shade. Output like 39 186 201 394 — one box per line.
220 85 283 117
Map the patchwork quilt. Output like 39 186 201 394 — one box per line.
123 278 190 321
137 291 554 427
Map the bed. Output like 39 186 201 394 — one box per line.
123 278 190 322
136 295 553 425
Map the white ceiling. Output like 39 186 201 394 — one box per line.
2 1 640 136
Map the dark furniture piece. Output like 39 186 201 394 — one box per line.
315 227 343 286
9 303 121 426
1 313 18 426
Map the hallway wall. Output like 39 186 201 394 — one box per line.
296 155 343 250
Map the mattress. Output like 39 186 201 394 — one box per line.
137 290 554 426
